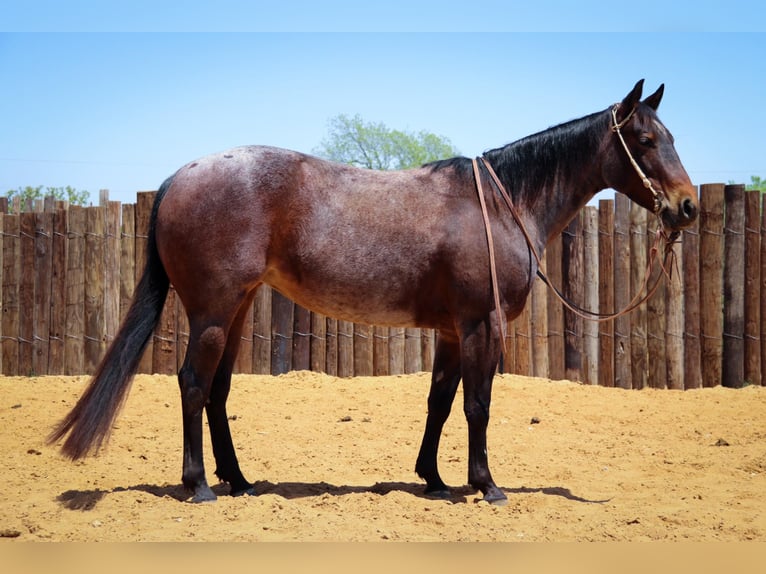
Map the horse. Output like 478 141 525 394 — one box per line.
49 80 698 505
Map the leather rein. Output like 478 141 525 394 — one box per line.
472 104 680 351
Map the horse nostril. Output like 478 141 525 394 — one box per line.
681 198 697 220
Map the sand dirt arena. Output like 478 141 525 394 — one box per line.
1 371 765 543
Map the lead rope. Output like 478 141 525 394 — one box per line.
472 158 508 356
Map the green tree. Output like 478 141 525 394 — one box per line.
745 176 766 192
6 185 90 212
314 114 460 170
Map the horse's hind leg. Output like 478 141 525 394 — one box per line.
205 290 258 496
178 317 229 502
415 333 462 498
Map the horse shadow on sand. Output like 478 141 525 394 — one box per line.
56 481 609 510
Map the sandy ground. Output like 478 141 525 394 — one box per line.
1 371 765 542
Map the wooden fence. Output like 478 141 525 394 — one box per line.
0 184 760 389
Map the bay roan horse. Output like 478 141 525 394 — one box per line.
50 80 698 505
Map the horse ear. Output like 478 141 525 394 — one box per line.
642 83 664 111
615 79 645 122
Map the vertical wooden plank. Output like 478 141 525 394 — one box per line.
500 317 515 374
83 206 106 375
2 214 19 375
135 192 155 374
682 213 701 389
598 199 615 388
325 317 338 376
337 319 354 377
153 285 177 375
270 290 294 375
292 304 311 371
629 202 648 389
252 285 272 375
233 300 254 374
646 217 667 389
19 212 35 375
582 207 599 384
613 194 632 389
665 238 685 390
0 214 3 373
513 300 531 377
404 328 422 374
310 312 327 374
64 206 85 376
722 184 745 388
119 203 136 323
421 328 435 373
562 212 582 381
373 325 389 376
33 211 54 376
699 183 725 387
744 190 761 386
353 323 373 376
546 232 565 379
48 207 67 374
761 199 766 386
176 291 190 373
388 326 405 376
104 201 121 363
530 256 549 379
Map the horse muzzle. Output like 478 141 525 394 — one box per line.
659 194 698 231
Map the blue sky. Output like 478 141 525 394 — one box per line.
2 3 765 205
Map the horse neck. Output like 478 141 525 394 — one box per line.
485 109 610 250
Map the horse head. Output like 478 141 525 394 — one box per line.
604 79 698 231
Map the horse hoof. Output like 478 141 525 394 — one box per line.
482 488 508 506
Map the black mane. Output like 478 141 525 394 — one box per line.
427 108 610 200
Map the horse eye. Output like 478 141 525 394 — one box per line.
638 135 654 147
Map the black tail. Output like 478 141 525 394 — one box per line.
48 177 174 459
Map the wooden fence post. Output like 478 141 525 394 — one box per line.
49 207 67 374
252 286 272 374
33 211 53 376
64 207 85 376
582 207 599 384
530 258 549 379
310 312 327 374
337 320 354 377
83 207 106 375
353 323 373 376
563 212 583 381
665 237 684 390
699 184 725 387
646 217 667 389
629 202 648 388
325 317 338 376
682 206 702 390
613 194 632 389
2 214 19 375
135 192 155 374
271 290 294 375
546 233 564 379
744 190 761 386
292 304 311 371
388 327 405 375
722 184 745 388
598 199 615 387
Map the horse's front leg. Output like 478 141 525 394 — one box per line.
461 321 507 505
415 333 462 498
